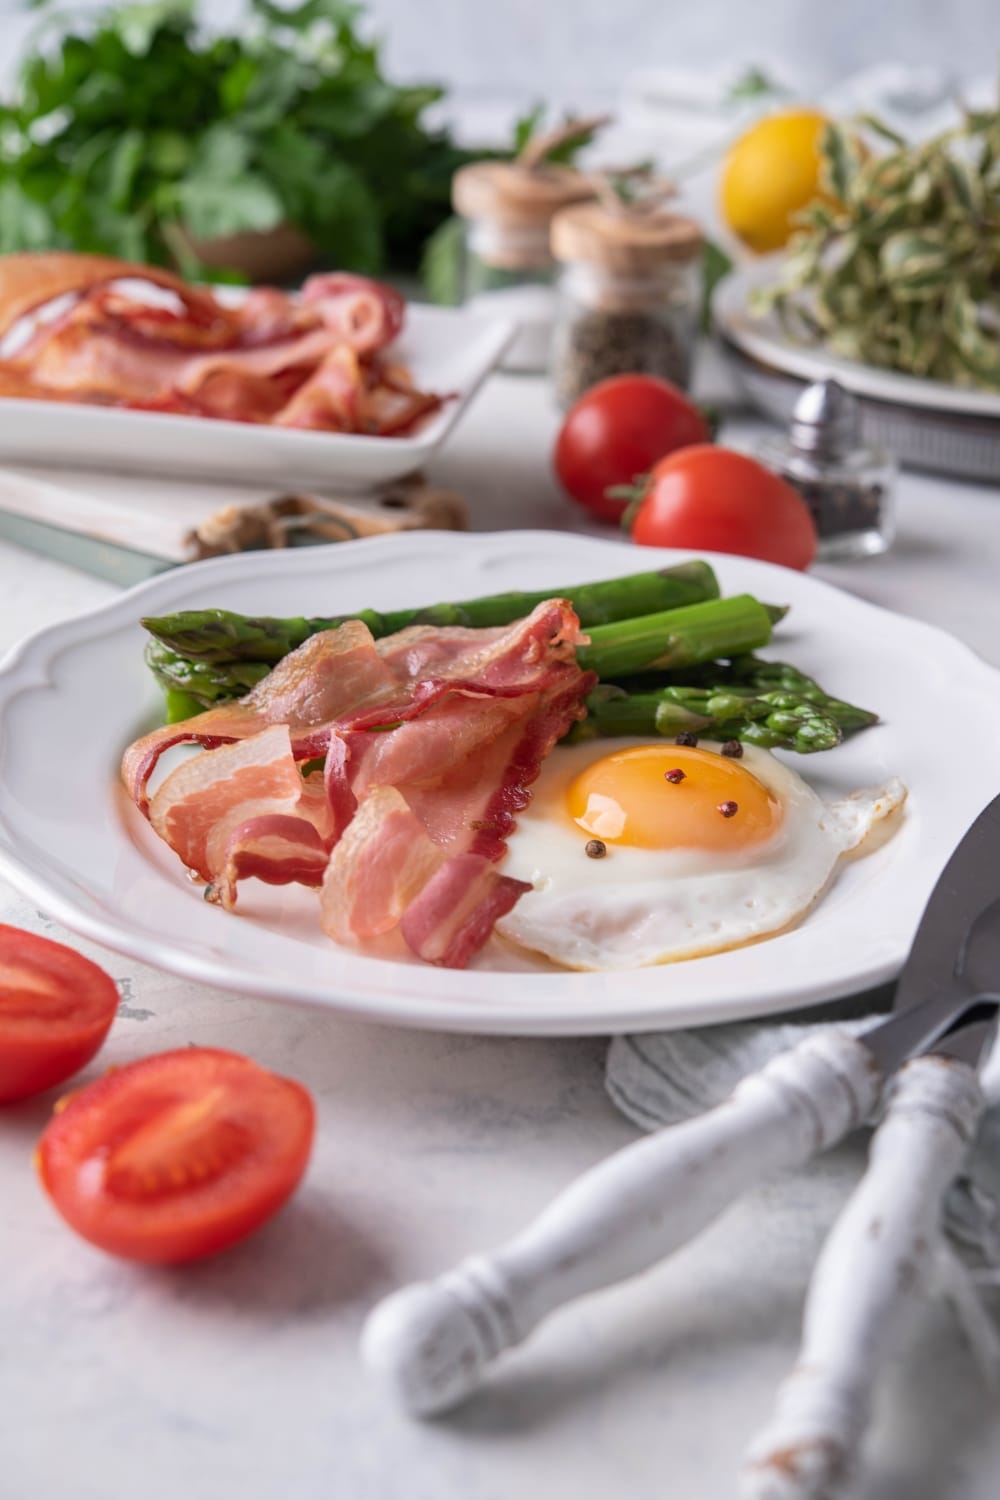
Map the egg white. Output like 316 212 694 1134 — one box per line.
495 737 905 971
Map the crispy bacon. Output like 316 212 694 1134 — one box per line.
272 346 365 431
123 601 586 811
400 855 531 969
0 253 216 341
300 273 405 353
0 252 443 436
320 786 444 943
147 724 335 909
123 601 594 968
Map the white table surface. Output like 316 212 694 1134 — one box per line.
2 366 999 1500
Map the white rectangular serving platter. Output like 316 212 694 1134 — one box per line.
0 303 514 490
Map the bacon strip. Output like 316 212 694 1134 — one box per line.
123 601 587 811
124 600 594 967
300 273 405 353
320 786 444 943
0 253 215 341
147 724 335 909
0 252 442 436
272 346 365 431
400 855 531 969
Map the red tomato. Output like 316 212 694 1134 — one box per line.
554 374 711 523
0 925 119 1103
37 1047 315 1263
629 445 817 570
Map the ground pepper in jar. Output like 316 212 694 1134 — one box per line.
549 195 703 408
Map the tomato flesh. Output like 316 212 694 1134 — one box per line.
554 374 710 523
37 1047 315 1262
629 445 817 571
0 925 119 1103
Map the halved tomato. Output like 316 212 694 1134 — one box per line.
36 1047 315 1263
0 925 120 1103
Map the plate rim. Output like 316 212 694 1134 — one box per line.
2 529 999 1036
714 260 1000 418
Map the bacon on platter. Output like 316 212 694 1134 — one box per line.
0 252 444 436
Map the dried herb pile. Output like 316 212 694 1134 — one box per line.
755 100 1000 388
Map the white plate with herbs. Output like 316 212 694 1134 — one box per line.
715 263 1000 481
1 530 999 1036
715 261 1000 415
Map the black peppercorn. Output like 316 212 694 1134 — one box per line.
717 801 738 819
720 740 743 758
675 732 698 747
663 768 686 783
585 838 607 859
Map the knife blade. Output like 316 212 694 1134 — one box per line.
860 791 1000 1077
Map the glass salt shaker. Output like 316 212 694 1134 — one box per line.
757 379 897 560
548 200 704 408
452 157 595 374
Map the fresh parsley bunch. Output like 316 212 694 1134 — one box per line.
0 0 472 278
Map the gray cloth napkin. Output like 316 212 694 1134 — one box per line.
605 997 1000 1380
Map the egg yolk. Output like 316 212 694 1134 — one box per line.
566 745 782 851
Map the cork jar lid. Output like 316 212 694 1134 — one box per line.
452 160 593 228
551 201 703 275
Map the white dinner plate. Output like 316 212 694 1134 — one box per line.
0 530 998 1036
714 262 1000 480
0 304 514 489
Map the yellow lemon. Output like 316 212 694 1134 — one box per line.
720 108 831 254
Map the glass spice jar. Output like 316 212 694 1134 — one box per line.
548 199 703 408
452 128 601 374
756 379 897 560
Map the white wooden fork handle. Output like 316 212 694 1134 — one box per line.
741 1053 985 1500
361 1030 882 1416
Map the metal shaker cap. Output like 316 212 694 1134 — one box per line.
789 378 860 457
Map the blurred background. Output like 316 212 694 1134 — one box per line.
0 2 995 583
0 0 995 250
347 0 995 118
1 0 994 269
2 0 997 105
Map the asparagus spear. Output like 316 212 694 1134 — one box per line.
141 561 721 664
576 596 774 679
710 655 879 734
146 593 777 713
615 655 879 736
568 683 847 753
148 611 872 756
145 642 272 721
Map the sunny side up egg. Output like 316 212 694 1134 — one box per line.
495 738 906 971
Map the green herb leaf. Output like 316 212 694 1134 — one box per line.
725 66 788 103
176 174 285 242
420 214 464 305
758 96 1000 390
115 0 193 57
0 180 54 252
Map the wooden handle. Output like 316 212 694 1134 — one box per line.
362 1032 881 1416
741 1055 984 1500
